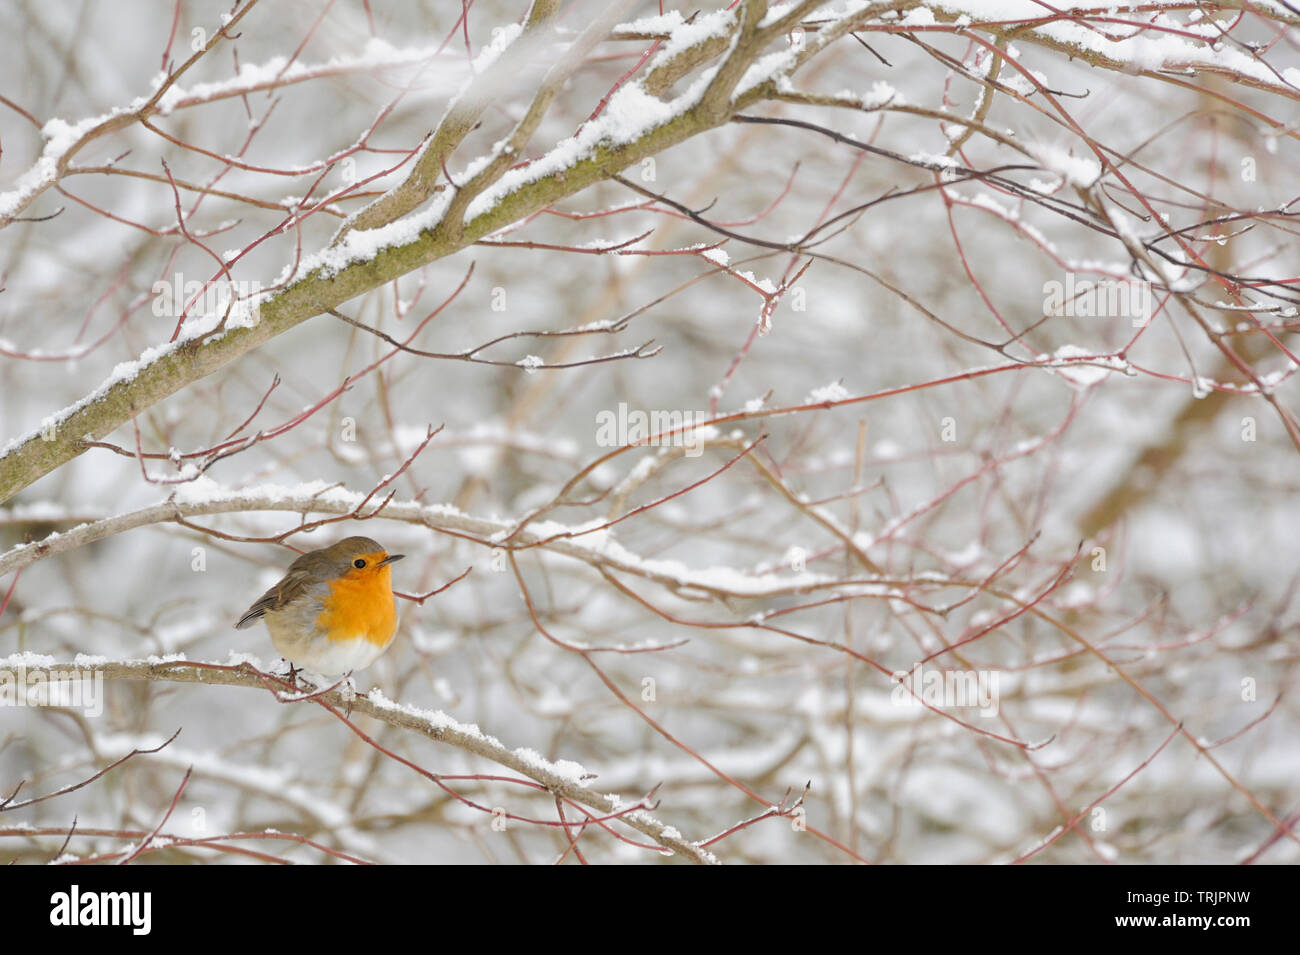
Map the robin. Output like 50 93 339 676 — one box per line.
235 536 405 678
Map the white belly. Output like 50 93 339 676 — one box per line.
271 630 392 675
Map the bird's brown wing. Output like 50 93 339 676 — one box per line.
234 568 317 630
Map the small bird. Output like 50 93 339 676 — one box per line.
235 536 405 678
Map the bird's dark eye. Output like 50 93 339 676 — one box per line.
353 558 367 569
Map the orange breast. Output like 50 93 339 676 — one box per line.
316 566 397 646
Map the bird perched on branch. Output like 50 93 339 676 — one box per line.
235 536 405 679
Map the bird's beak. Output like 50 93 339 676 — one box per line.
379 553 405 566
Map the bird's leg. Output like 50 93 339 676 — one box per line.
343 670 356 718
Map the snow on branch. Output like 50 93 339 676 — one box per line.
0 656 717 864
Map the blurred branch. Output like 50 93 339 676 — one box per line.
0 484 896 601
0 658 718 864
334 0 567 239
9 0 1296 502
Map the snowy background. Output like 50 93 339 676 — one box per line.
1 0 1298 863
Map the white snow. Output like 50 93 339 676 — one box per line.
805 381 851 404
1028 143 1101 190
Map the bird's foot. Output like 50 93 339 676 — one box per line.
342 671 357 717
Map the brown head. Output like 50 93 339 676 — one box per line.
291 536 405 582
